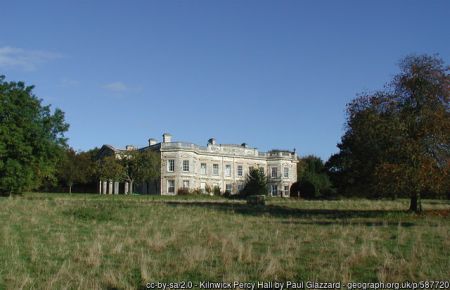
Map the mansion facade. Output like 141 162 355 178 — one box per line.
98 133 298 197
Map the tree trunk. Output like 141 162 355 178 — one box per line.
69 185 72 194
130 180 133 194
409 192 422 213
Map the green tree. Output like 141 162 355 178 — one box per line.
121 152 138 194
57 148 96 193
95 149 160 194
325 93 397 198
137 150 161 193
96 155 124 184
79 147 100 184
327 55 450 212
121 150 160 194
298 155 333 198
0 76 69 195
241 167 268 196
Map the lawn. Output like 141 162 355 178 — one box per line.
0 193 449 289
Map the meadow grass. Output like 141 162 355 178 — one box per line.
0 193 448 289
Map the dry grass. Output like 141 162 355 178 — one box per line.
0 193 449 289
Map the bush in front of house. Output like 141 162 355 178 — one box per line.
177 188 190 195
213 186 221 196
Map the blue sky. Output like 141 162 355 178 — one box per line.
1 1 449 160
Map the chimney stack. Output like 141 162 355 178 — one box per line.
148 138 157 146
162 133 172 143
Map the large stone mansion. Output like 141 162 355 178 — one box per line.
98 133 298 197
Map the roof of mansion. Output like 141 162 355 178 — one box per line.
98 134 297 160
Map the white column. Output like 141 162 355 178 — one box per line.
98 180 102 194
114 181 119 195
124 182 129 195
108 180 113 195
102 181 107 194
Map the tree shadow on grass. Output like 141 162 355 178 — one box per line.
165 201 417 227
278 220 416 227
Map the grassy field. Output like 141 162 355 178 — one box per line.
0 193 449 289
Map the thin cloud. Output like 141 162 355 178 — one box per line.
102 81 128 92
102 82 143 99
0 46 63 71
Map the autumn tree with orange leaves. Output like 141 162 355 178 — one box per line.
326 55 449 213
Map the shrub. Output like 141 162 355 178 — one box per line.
205 184 212 194
177 188 190 195
213 186 221 196
289 181 301 198
299 180 316 199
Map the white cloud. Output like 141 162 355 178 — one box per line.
102 81 128 92
0 46 63 71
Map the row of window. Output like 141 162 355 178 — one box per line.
167 159 290 178
167 179 288 194
271 167 290 178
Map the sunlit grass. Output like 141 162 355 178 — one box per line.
0 193 448 289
